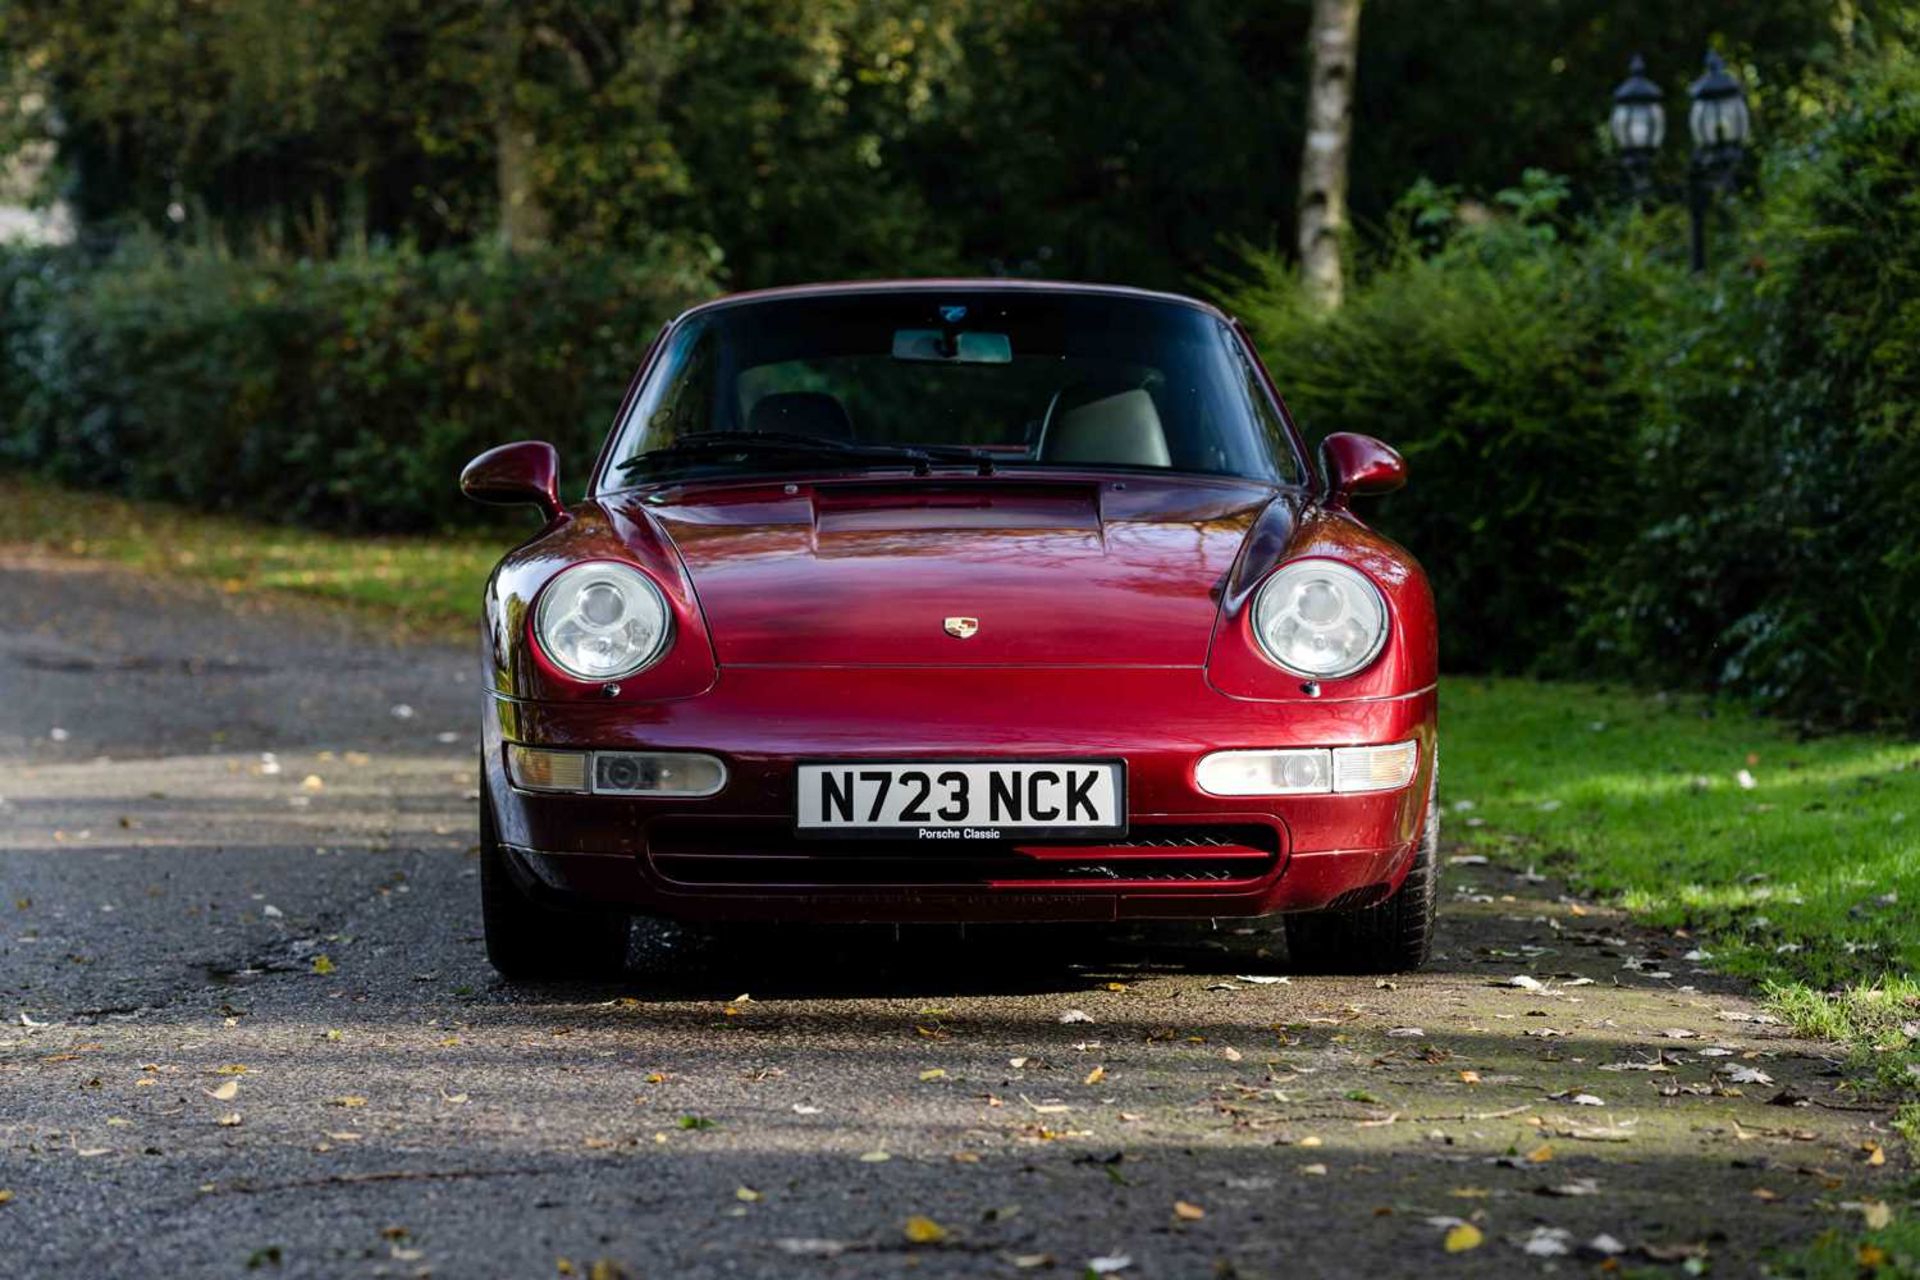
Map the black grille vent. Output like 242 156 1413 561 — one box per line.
647 821 1281 889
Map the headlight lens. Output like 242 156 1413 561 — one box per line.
535 562 671 680
1252 559 1388 678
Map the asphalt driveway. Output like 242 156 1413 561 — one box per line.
0 554 1901 1278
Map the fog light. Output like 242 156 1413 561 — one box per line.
1331 741 1419 793
1195 749 1332 796
592 751 727 797
506 744 589 793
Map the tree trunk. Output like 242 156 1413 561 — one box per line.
1297 0 1361 310
492 4 548 252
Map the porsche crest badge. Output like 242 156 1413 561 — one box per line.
943 616 980 639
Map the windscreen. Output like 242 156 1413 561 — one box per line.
605 290 1298 485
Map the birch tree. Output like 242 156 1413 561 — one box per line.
1297 0 1360 309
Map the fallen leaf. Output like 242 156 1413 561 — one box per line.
919 1068 948 1082
1444 1223 1484 1252
1863 1141 1887 1167
311 954 336 976
205 1080 240 1102
1221 1047 1243 1062
903 1215 949 1245
1386 1027 1425 1038
1543 1177 1600 1197
331 1096 367 1108
1300 1163 1328 1177
676 1115 716 1131
1058 1009 1094 1025
1860 1200 1894 1230
1235 975 1288 985
1084 1066 1106 1086
1520 1226 1573 1257
1087 1254 1132 1274
0 1190 12 1205
1459 1070 1482 1085
1173 1200 1205 1220
736 1187 762 1202
1503 976 1544 991
773 1240 846 1259
216 1113 242 1127
859 1150 891 1163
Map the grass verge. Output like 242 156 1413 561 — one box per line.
1445 677 1920 1090
0 475 500 635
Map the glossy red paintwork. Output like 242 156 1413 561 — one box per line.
461 441 565 523
470 280 1437 925
1320 432 1407 509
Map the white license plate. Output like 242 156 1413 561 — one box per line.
795 761 1125 839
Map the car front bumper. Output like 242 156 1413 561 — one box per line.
483 667 1436 924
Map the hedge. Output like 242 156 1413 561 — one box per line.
0 240 717 531
1229 52 1920 726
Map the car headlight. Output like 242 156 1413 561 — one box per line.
535 562 672 680
1252 559 1388 679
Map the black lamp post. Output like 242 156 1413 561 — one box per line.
1609 55 1665 200
1686 50 1753 272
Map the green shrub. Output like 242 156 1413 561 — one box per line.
1591 51 1920 724
1227 174 1661 672
1228 49 1920 726
0 240 717 531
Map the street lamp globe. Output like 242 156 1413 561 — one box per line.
1688 50 1752 151
1609 54 1666 154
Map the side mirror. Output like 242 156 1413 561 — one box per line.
1320 432 1406 509
461 441 564 523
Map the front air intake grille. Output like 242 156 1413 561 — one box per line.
647 820 1282 889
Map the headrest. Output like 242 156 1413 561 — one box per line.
1040 388 1171 468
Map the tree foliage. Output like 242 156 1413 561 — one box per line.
1230 42 1920 726
0 0 1885 287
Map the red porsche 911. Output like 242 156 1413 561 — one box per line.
461 280 1437 979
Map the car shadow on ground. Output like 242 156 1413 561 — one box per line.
515 919 1290 1003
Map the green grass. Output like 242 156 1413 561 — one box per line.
1767 1217 1920 1278
0 476 500 634
1445 677 1920 1088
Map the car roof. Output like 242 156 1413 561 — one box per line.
669 278 1231 327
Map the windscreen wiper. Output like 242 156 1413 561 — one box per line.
617 431 996 476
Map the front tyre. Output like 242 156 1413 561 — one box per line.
480 783 631 980
1284 781 1439 975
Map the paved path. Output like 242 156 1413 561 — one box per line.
0 555 1900 1277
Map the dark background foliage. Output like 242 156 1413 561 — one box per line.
0 0 1883 288
0 2 1915 725
0 242 714 528
1232 50 1920 725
